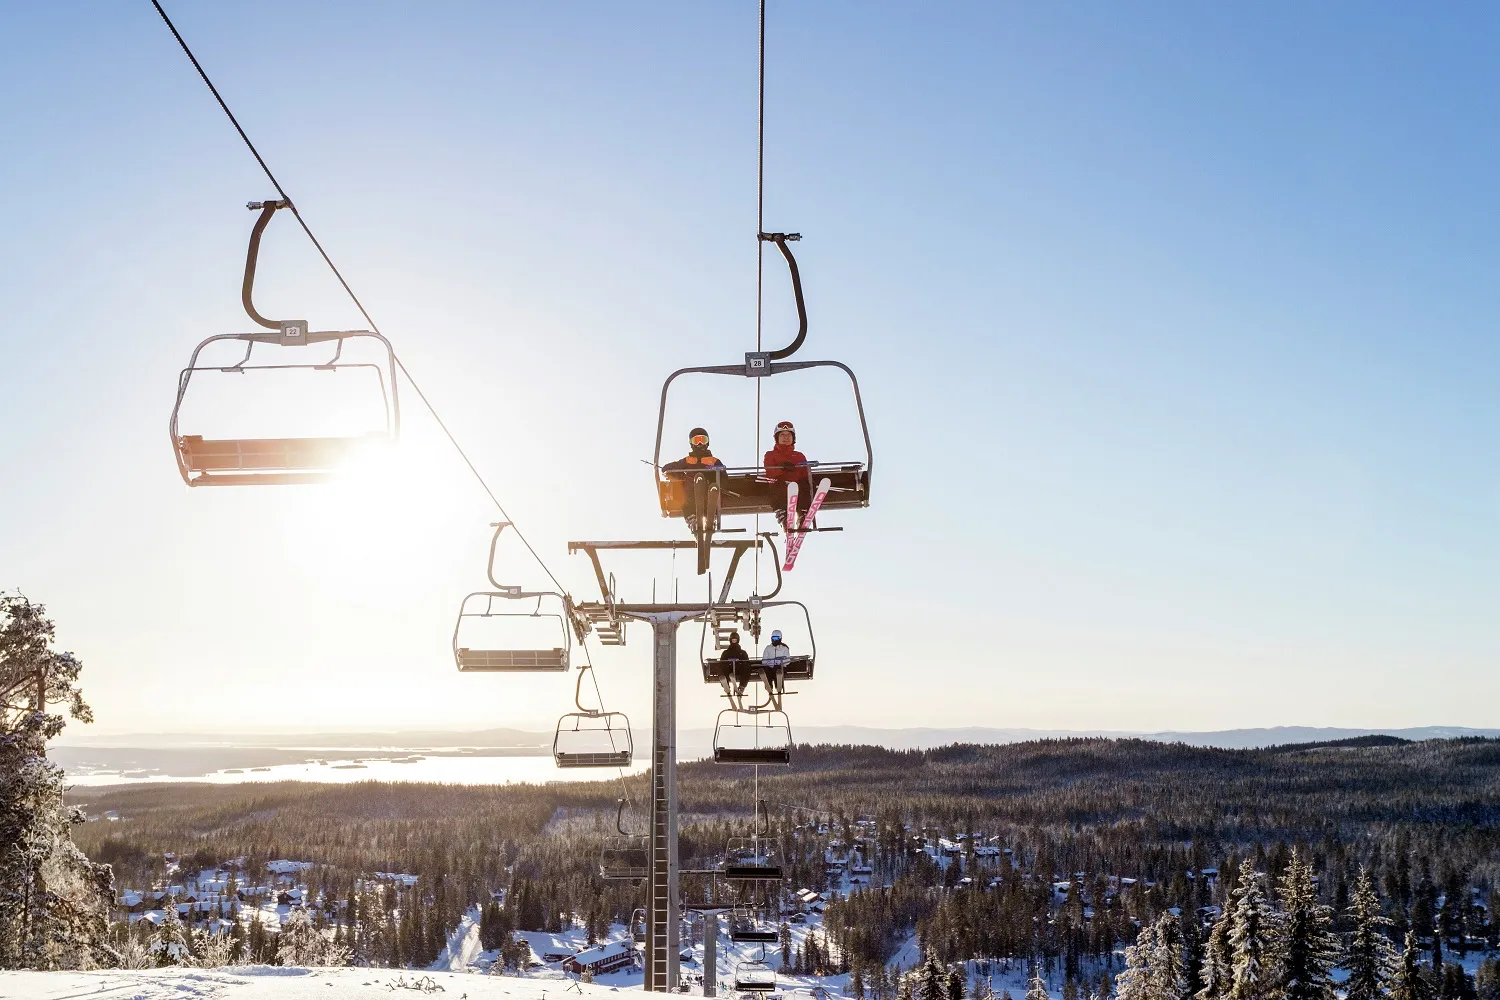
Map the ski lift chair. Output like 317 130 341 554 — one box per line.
601 799 650 881
701 602 816 688
713 708 793 765
630 908 648 944
727 903 779 943
651 234 873 572
724 803 782 881
170 200 400 486
724 839 783 882
733 960 777 993
453 522 580 672
553 668 633 767
453 592 571 672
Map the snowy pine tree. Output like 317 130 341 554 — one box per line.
152 896 191 965
1028 973 1051 1000
1227 862 1278 1000
1150 913 1190 1000
1391 931 1433 1000
1198 909 1235 1000
1344 869 1395 1000
921 953 949 1000
1118 920 1161 1000
0 594 112 971
1274 853 1339 1000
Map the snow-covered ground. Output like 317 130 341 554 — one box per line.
0 966 639 1000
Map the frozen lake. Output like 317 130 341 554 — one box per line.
58 746 658 787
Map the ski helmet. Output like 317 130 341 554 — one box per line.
774 420 796 444
688 427 710 448
771 630 783 643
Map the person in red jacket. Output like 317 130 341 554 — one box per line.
763 420 812 529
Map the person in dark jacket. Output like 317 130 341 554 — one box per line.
721 631 750 662
763 420 811 528
663 427 723 474
720 631 755 697
663 427 723 534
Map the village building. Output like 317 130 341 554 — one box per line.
562 941 637 976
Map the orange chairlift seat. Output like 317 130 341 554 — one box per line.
651 234 872 572
170 200 399 486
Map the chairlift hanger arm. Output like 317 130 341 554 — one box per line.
242 200 293 331
486 521 514 591
758 232 805 361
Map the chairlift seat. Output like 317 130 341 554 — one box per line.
176 433 387 485
723 861 784 882
554 749 633 768
553 709 632 768
703 655 813 685
658 464 867 519
733 961 778 992
600 839 649 881
714 746 792 766
456 648 568 672
728 912 779 943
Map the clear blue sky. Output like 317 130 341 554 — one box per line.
1 2 1496 736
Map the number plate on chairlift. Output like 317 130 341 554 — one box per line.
744 352 772 377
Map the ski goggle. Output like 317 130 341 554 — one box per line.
771 633 782 642
690 434 709 447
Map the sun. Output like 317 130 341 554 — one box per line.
271 442 470 594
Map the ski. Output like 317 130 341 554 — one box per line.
782 477 831 571
785 481 799 539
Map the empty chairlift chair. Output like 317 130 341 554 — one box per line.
170 200 400 486
727 904 779 943
600 799 649 881
553 710 633 768
453 592 571 672
712 708 793 765
630 908 647 944
733 960 778 993
724 838 782 882
724 803 782 882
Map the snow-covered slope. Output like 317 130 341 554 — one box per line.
0 966 623 1000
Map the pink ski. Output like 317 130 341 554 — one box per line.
782 477 831 571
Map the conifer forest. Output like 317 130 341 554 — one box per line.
51 736 1500 999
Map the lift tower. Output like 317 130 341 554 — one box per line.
568 537 781 992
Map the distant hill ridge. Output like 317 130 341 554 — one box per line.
62 724 1500 751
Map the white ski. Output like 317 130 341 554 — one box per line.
782 477 830 571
